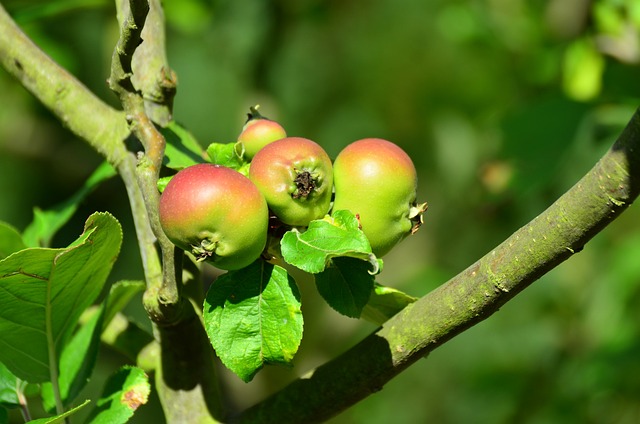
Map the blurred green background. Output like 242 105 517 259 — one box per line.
2 0 640 423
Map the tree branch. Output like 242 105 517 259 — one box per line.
108 0 183 322
0 4 130 167
0 3 166 308
234 110 640 423
110 1 225 422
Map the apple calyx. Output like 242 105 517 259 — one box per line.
409 202 428 235
191 237 218 262
292 169 317 199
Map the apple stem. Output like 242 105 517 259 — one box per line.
247 104 266 122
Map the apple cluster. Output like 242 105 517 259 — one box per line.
158 107 427 270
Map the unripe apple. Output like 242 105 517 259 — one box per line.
332 138 426 257
159 163 268 270
237 106 287 160
249 137 333 226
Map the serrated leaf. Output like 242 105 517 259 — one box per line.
0 222 27 260
315 257 375 318
203 261 303 382
205 142 245 170
41 302 106 411
22 161 117 248
0 212 122 383
85 366 150 424
281 210 378 274
28 399 91 423
160 121 205 170
361 284 418 325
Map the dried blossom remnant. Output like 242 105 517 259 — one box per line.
120 383 150 410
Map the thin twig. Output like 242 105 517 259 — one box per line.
108 0 182 319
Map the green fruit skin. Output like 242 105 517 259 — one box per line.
159 163 268 270
249 137 333 226
332 138 418 257
238 118 287 160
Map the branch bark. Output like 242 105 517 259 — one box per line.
0 5 163 288
234 110 640 423
0 4 129 167
108 0 181 319
110 1 224 422
1 3 222 422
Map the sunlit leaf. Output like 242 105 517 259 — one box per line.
0 222 26 260
85 366 150 424
103 281 145 327
563 38 605 102
205 142 245 170
361 284 418 325
281 210 379 274
0 213 122 383
203 261 303 382
156 176 173 193
41 302 106 411
28 399 91 424
160 121 205 170
0 362 19 408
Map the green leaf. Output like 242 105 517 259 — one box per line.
0 212 123 383
315 257 375 318
28 399 91 423
41 302 107 411
205 142 245 170
0 407 6 424
280 210 379 274
156 176 173 193
203 261 303 382
22 161 117 247
160 121 205 170
562 38 605 102
104 281 145 327
0 362 20 408
0 221 26 260
85 366 150 424
9 0 106 23
361 284 418 325
594 1 625 35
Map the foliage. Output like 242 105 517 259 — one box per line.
1 0 640 423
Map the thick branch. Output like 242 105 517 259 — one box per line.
0 4 129 167
0 3 164 303
235 110 640 423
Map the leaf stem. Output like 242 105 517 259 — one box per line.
16 381 32 422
